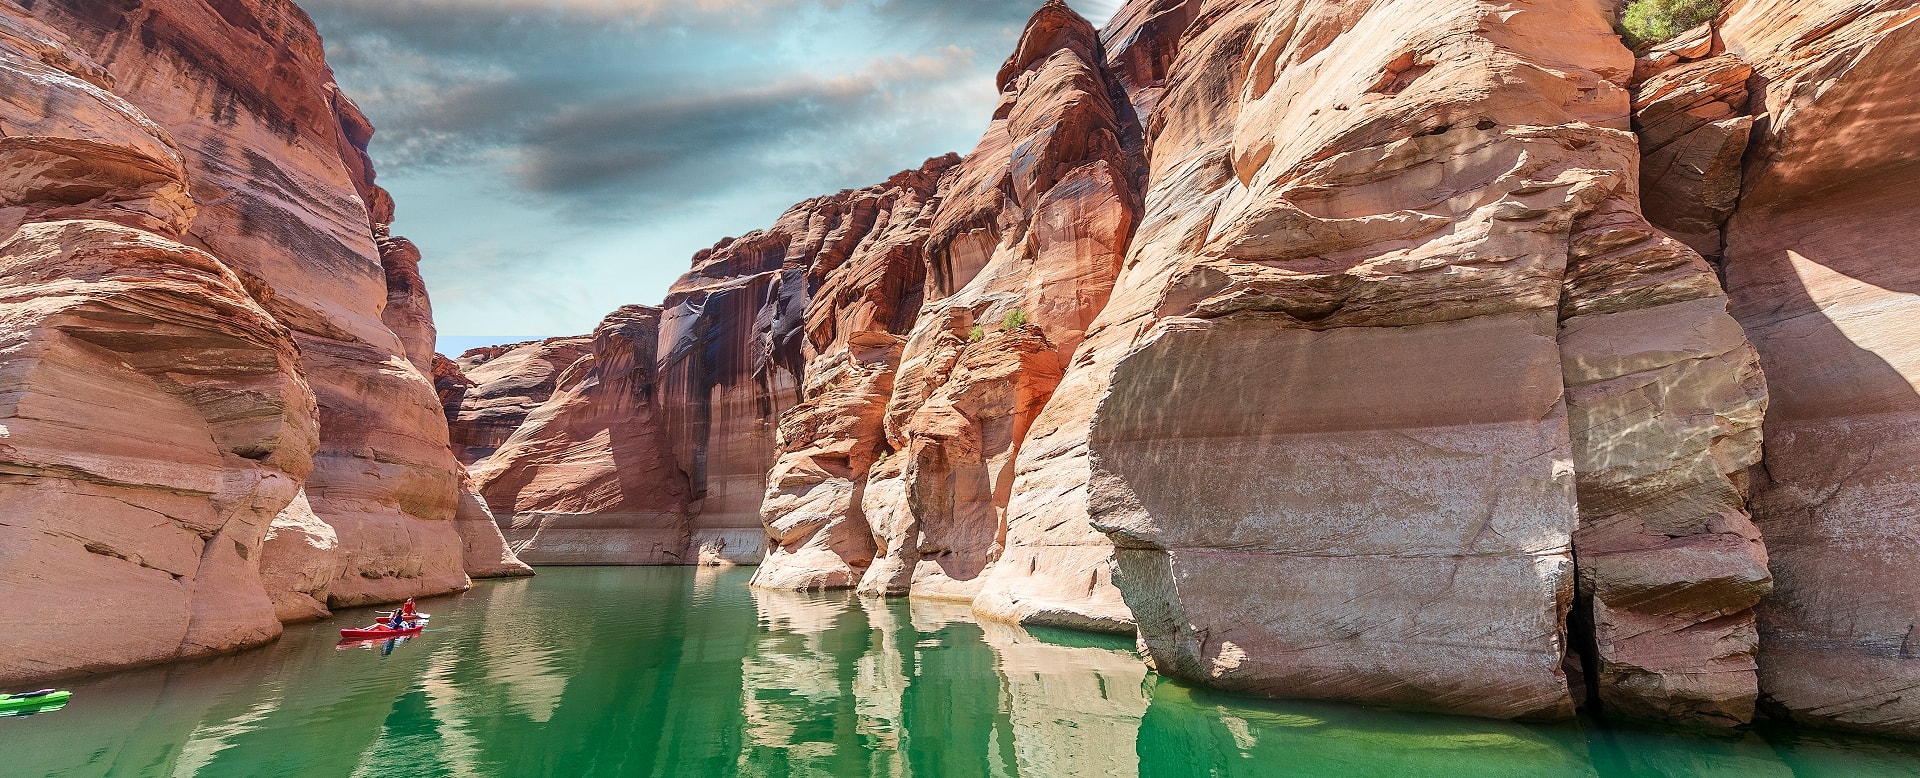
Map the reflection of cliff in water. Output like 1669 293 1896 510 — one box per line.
735 581 1920 777
979 619 1150 777
738 587 1151 776
17 570 1920 777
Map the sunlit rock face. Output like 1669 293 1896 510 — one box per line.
970 0 1196 635
18 0 506 611
854 0 1137 611
1631 29 1755 264
440 338 593 466
470 307 692 564
1064 0 1773 723
1685 0 1920 740
0 0 521 682
0 5 312 680
452 465 536 579
752 161 953 590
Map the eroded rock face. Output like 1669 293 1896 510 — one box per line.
1705 0 1920 739
0 0 519 682
1561 196 1770 726
442 337 593 465
969 0 1188 635
380 228 436 374
471 306 691 564
864 325 1065 600
656 236 806 565
1069 0 1773 723
751 162 951 589
20 0 489 611
860 1 1138 613
0 7 315 681
1631 37 1754 261
451 465 535 578
735 2 1146 618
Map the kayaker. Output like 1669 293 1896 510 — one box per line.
400 599 418 620
387 610 407 630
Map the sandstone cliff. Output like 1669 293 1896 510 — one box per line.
442 337 594 465
0 0 521 683
468 4 1151 629
857 1 1134 614
439 0 1917 739
469 306 692 564
752 160 952 589
1668 0 1920 739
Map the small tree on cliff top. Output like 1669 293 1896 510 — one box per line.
1619 0 1723 49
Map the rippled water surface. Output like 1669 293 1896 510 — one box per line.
8 567 1920 777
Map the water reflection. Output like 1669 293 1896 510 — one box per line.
473 576 565 723
978 619 1149 777
739 588 868 775
740 588 1154 776
10 568 1920 777
172 694 281 778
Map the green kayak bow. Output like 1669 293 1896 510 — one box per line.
0 689 71 712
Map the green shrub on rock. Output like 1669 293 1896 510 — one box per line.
1619 0 1723 49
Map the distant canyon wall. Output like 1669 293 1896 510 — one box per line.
444 0 1920 739
0 0 525 686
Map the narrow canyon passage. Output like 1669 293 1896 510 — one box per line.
6 0 1920 765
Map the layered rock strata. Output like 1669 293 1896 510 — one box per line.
0 0 519 682
970 0 1191 634
655 215 828 564
1707 0 1920 739
860 1 1136 608
410 0 1919 739
1631 27 1755 262
24 0 511 610
442 337 593 465
1065 0 1775 724
752 162 952 589
470 307 691 564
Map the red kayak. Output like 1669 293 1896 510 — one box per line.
340 623 422 639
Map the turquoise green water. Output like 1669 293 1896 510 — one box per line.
6 567 1920 777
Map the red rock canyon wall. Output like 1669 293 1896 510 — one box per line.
1712 0 1920 739
469 306 692 564
0 0 523 684
425 0 1920 740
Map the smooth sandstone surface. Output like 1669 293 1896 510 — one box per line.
0 6 312 683
1071 0 1771 722
472 307 693 565
21 0 486 610
443 337 593 465
0 0 521 683
1709 0 1920 739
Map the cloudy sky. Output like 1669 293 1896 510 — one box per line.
299 0 1122 353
